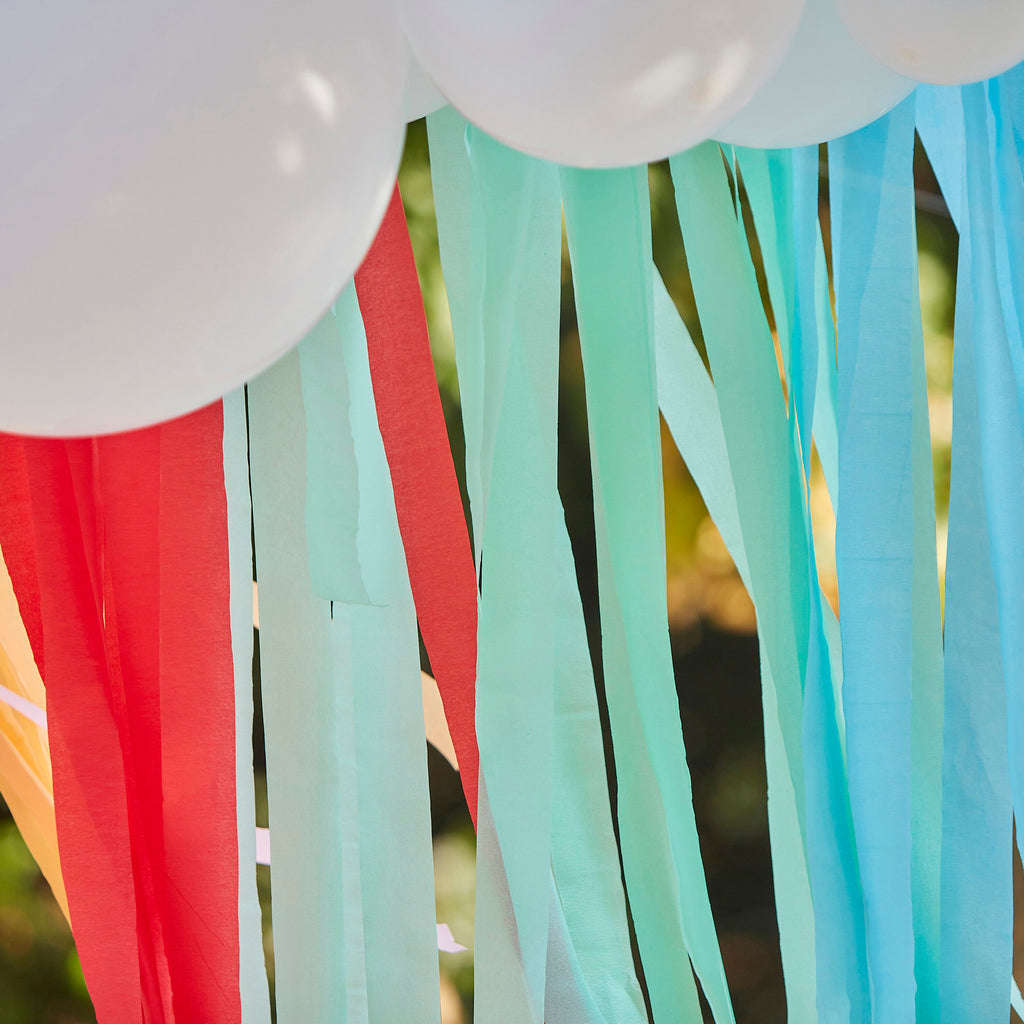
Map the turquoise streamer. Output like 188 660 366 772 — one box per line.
429 109 646 1023
669 141 868 1024
829 100 924 1023
333 287 443 1023
938 152 1013 1021
959 79 1024 1014
561 164 730 1024
652 270 817 1024
222 388 272 1024
248 351 359 1023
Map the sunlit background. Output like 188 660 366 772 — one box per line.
0 123 980 1022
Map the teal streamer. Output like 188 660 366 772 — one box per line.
561 164 730 1024
829 99 924 1023
429 109 646 1023
938 155 1013 1021
297 312 370 604
222 389 272 1024
669 141 869 1024
653 270 817 1023
958 79 1024 1015
333 286 443 1023
247 351 360 1022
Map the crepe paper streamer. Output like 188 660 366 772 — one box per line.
652 269 817 1024
334 282 443 1023
812 227 840 506
422 671 459 770
0 681 45 730
354 183 480 824
297 311 371 605
958 78 1024 997
0 550 66 917
0 435 164 1022
830 100 928 1023
223 389 273 1024
937 160 1014 1022
0 440 45 679
670 142 870 1024
562 163 732 1024
437 924 467 954
429 108 648 1024
255 826 271 866
915 85 966 231
249 351 368 1024
1013 979 1024 1020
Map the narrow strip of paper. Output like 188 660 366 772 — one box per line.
223 389 273 1024
561 163 727 1024
354 185 480 822
829 101 919 1023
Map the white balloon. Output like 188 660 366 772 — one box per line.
718 0 915 147
397 0 805 167
836 0 1024 84
0 0 406 436
404 50 447 122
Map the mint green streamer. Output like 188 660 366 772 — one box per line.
297 312 369 604
333 286 443 1023
670 142 873 1023
429 109 646 1024
222 388 272 1024
561 164 731 1024
653 271 817 1024
248 351 363 1023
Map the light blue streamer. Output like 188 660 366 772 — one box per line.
938 163 1013 1021
223 389 272 1024
960 78 1024 1011
670 141 869 1024
830 99 920 1024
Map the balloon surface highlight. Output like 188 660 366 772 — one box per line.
0 0 406 436
398 0 805 166
717 0 914 147
836 0 1024 84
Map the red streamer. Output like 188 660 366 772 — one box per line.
0 405 241 1023
356 184 481 823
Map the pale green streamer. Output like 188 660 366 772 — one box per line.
561 164 732 1024
297 313 369 605
248 350 365 1023
429 109 646 1024
653 272 817 1024
222 388 272 1024
333 287 443 1023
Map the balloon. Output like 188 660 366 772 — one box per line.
717 0 915 147
397 0 805 167
0 0 406 436
836 0 1024 84
404 50 447 122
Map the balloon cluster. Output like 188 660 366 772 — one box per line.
3 0 1023 435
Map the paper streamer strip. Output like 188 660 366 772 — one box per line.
249 350 366 1023
670 142 871 1024
652 269 817 1024
562 164 731 1024
428 108 646 1024
937 121 1014 1020
0 435 154 1022
830 101 921 1023
354 184 480 823
223 390 273 1024
331 286 442 1023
